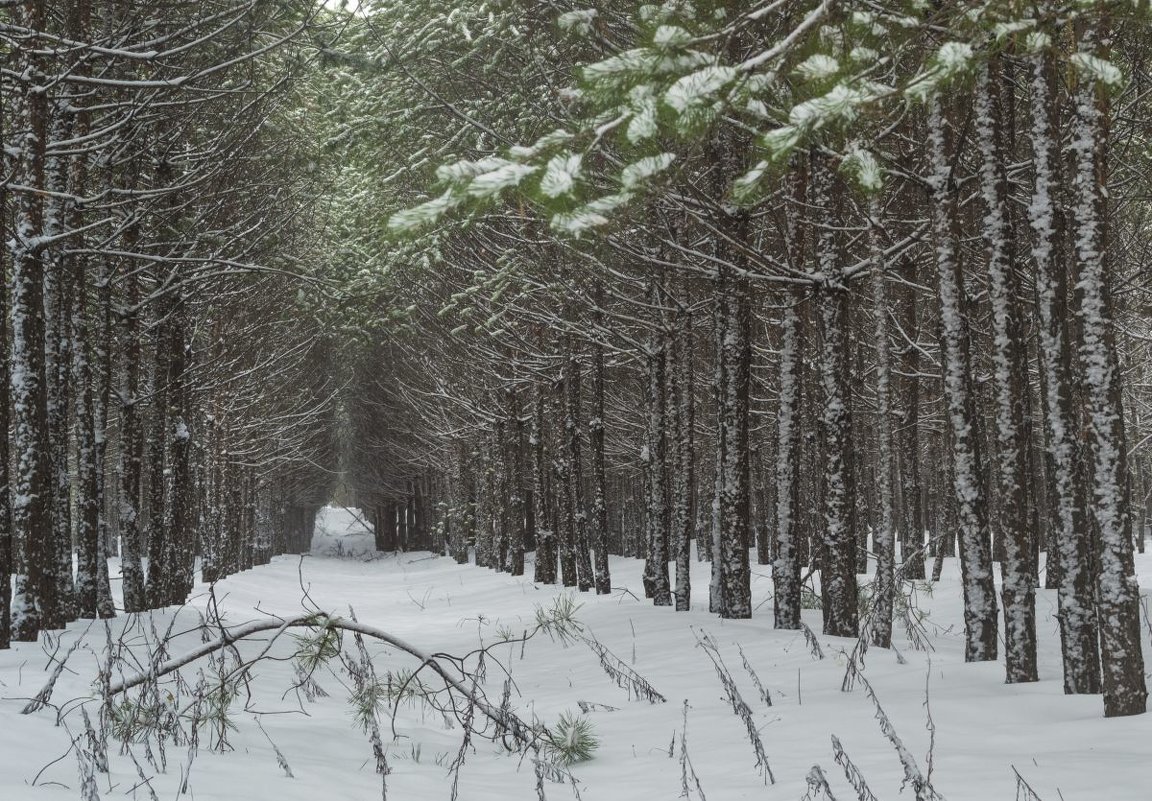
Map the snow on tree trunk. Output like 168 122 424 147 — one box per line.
507 388 526 576
144 301 172 606
0 79 11 646
1070 28 1147 717
9 0 55 640
1027 47 1101 693
927 99 999 663
976 60 1038 683
565 353 594 591
555 365 577 587
45 100 77 625
642 286 672 606
814 156 858 639
773 167 807 631
867 197 895 650
589 291 612 594
897 255 925 581
714 259 752 620
532 385 556 583
117 265 147 612
73 265 102 618
670 288 695 611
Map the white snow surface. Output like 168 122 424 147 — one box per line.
1 505 1150 800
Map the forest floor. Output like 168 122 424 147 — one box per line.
2 507 1151 800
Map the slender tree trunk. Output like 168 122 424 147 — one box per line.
671 289 695 610
898 257 925 580
868 198 895 649
9 0 55 639
643 281 672 605
774 166 807 630
0 79 11 647
814 157 858 638
1028 46 1102 694
590 290 611 594
928 99 999 662
565 353 593 591
532 385 556 583
1071 25 1146 717
976 59 1038 683
715 262 752 620
118 268 147 611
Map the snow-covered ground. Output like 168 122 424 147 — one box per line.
1 506 1149 800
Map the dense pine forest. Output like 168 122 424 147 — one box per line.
4 3 1152 796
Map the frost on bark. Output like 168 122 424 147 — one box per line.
506 389 526 576
897 255 925 581
670 287 695 611
713 257 752 620
73 269 102 618
45 102 77 625
642 283 672 606
1026 46 1101 693
564 353 594 591
0 80 11 647
166 306 196 605
0 46 11 650
117 267 148 612
927 99 998 662
867 198 895 650
144 305 172 606
9 0 56 639
813 158 857 639
589 289 612 595
976 60 1038 683
1070 29 1146 717
531 385 556 584
773 166 807 631
554 367 577 587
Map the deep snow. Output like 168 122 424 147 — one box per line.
0 505 1149 800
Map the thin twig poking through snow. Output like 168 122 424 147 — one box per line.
831 734 879 801
694 630 775 785
855 671 944 801
1011 766 1046 801
579 633 666 704
679 700 707 801
21 622 93 715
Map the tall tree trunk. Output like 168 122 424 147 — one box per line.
590 289 612 594
118 267 147 611
671 288 695 610
898 257 925 580
773 166 807 630
714 261 752 620
868 198 895 649
9 0 55 639
145 303 171 607
642 298 671 605
532 385 556 583
1028 46 1102 694
928 99 999 662
976 59 1038 683
0 75 12 647
1071 24 1146 717
565 353 593 591
814 157 858 639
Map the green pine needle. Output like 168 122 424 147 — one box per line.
547 711 598 766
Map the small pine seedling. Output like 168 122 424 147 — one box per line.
547 712 598 766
